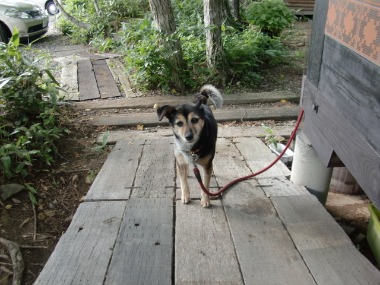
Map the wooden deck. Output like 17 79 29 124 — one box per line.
34 131 380 284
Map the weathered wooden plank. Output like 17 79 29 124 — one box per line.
320 36 380 153
104 198 173 285
85 140 145 201
59 60 79 101
106 58 140 98
302 79 380 209
77 59 100 100
257 176 309 197
175 200 243 284
272 194 380 284
234 136 291 178
91 107 300 127
131 138 175 198
213 138 315 284
34 201 126 285
306 0 328 85
75 90 299 110
96 125 295 145
92 59 121 99
213 138 259 190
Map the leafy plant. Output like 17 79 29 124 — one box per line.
245 0 297 37
261 125 284 149
0 29 68 180
91 130 109 152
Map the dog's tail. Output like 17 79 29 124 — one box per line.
199 84 223 109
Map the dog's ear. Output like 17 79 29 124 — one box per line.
157 105 175 121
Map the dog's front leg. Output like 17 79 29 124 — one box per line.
200 164 212 208
176 153 191 204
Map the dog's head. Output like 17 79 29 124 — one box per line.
157 100 206 146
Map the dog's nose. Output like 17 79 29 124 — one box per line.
185 132 193 141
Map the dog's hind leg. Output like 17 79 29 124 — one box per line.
200 164 212 208
176 153 191 204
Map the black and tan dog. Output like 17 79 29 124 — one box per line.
157 85 223 207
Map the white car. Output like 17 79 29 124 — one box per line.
27 0 59 15
0 0 49 43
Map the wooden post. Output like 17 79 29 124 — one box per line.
290 131 332 205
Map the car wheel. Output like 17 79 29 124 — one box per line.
46 0 59 15
0 24 10 43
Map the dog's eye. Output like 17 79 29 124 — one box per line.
191 118 199 124
176 121 184 127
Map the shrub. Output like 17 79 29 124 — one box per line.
0 30 68 179
245 0 297 37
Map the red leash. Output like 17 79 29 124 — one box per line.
193 109 305 197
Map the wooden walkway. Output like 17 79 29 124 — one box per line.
52 46 135 101
34 132 380 284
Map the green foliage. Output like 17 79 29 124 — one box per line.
0 29 68 180
57 0 150 45
118 18 176 91
57 0 292 91
224 26 285 86
261 124 278 149
245 0 297 37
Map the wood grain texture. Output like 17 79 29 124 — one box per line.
306 0 328 85
257 176 309 197
320 36 380 152
106 58 140 98
131 138 175 198
222 188 315 284
92 59 121 99
77 59 100 100
213 138 260 191
234 137 291 178
302 79 380 209
105 198 173 285
175 200 243 284
34 201 126 285
214 138 315 284
85 140 145 201
59 60 79 101
272 195 380 284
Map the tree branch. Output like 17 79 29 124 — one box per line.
0 238 25 285
52 0 91 30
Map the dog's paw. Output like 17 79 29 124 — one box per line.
181 195 191 204
201 197 210 208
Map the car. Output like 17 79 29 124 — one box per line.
0 0 49 43
27 0 59 16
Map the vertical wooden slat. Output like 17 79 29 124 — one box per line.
131 138 176 198
85 140 145 201
77 59 100 100
34 201 126 285
105 198 173 285
272 195 380 284
213 138 316 284
175 201 243 284
92 59 121 99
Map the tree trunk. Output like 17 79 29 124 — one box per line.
148 0 186 91
204 0 228 77
229 0 241 21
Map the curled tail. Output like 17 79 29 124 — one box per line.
199 84 223 109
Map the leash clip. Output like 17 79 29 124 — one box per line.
189 151 198 168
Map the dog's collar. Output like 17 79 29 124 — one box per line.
189 145 203 155
183 145 203 163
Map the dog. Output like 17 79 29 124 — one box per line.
157 85 223 207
